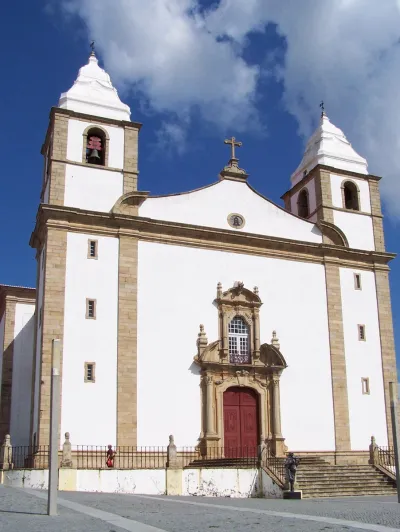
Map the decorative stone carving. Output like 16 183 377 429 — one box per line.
194 283 288 456
271 330 280 350
236 370 250 387
197 324 208 356
61 432 73 468
0 434 13 471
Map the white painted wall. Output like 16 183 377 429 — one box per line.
340 268 387 449
140 180 322 243
62 232 119 446
330 174 371 213
76 469 165 494
0 314 5 400
333 211 375 250
290 180 317 218
32 249 45 441
67 119 125 169
137 241 335 451
64 164 123 213
183 468 261 498
10 303 35 447
3 469 48 490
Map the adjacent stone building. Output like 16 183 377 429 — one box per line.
0 52 397 462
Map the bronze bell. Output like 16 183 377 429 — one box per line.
88 149 101 163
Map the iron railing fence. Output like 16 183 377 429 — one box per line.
376 446 396 477
261 446 286 487
12 446 49 470
11 445 199 470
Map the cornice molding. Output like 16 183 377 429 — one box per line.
29 204 395 270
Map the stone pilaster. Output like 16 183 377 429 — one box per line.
123 126 139 194
205 376 216 436
325 262 351 451
48 112 68 205
368 180 385 252
117 235 138 446
375 268 398 446
37 228 68 446
315 167 335 225
0 301 16 441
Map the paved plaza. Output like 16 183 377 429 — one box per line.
1 485 400 532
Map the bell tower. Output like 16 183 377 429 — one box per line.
30 50 143 448
39 50 141 213
281 110 384 252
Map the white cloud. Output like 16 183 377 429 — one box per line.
59 0 400 216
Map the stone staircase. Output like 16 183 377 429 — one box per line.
296 456 397 498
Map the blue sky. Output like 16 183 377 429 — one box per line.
0 1 399 364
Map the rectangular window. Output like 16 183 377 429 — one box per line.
88 239 98 259
354 273 362 290
84 362 96 383
362 377 370 395
358 324 366 341
86 299 96 319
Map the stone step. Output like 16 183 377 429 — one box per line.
301 486 396 495
299 484 396 493
298 481 395 489
297 473 391 481
297 472 384 479
302 490 396 499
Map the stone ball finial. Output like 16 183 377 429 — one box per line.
169 435 174 444
65 432 70 440
199 324 204 333
253 286 259 295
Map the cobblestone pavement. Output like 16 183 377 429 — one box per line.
2 485 400 532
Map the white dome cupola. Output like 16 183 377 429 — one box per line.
291 112 368 186
58 51 131 121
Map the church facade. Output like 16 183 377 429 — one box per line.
0 52 397 461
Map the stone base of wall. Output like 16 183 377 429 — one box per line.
1 468 283 498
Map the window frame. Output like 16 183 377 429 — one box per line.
84 362 96 383
361 377 370 395
86 298 97 320
87 239 98 260
354 273 362 290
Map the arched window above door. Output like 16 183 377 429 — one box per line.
228 316 250 364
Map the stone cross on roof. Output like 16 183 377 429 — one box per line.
224 136 242 160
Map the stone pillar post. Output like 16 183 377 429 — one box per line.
369 435 378 465
0 434 13 470
205 376 216 435
221 310 228 359
167 435 178 468
61 432 72 468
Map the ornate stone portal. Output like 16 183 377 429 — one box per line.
194 282 287 457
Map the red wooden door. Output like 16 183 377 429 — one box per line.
223 388 258 457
